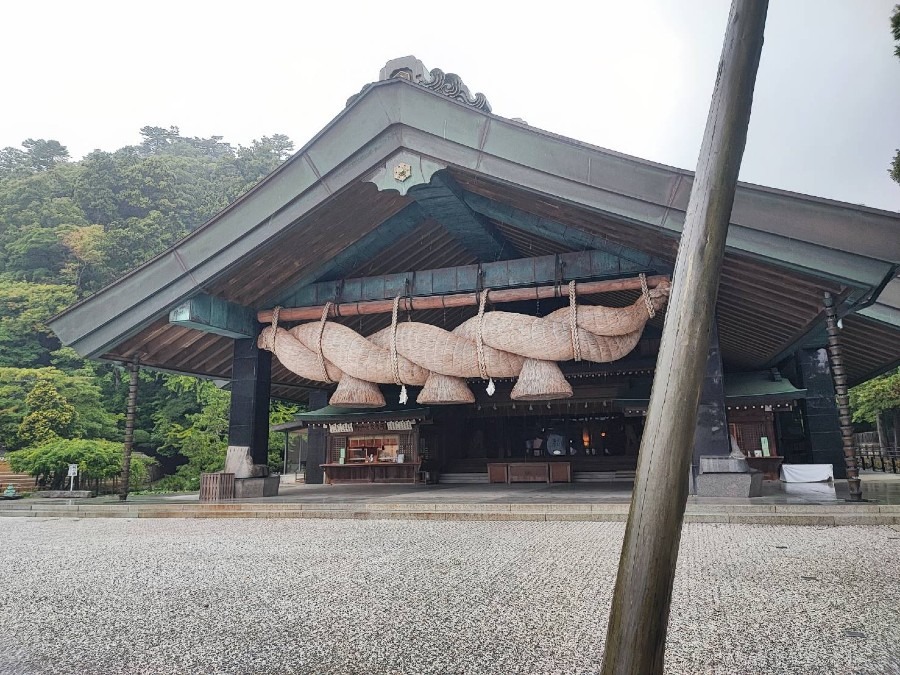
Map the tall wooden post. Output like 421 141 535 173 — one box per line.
600 2 768 673
118 357 140 501
823 292 862 500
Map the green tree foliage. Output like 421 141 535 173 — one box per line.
153 377 231 490
0 366 119 451
16 379 77 447
8 438 155 490
850 368 900 424
0 282 76 365
0 126 295 488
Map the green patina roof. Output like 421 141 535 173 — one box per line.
724 372 806 402
273 404 430 430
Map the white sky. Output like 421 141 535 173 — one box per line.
3 0 899 211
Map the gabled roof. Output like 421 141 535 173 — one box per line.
49 58 900 394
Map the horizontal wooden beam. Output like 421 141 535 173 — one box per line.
259 275 669 323
169 294 257 339
285 249 660 308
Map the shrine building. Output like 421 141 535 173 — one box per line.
49 57 900 495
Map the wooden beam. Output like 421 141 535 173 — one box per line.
462 191 673 273
274 204 426 307
407 171 513 261
258 275 669 323
600 2 768 673
281 249 660 309
169 294 257 339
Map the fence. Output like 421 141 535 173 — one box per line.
855 432 900 474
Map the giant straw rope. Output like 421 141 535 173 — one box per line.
258 277 671 408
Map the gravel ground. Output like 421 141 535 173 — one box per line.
1 519 899 675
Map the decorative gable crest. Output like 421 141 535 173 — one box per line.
347 56 492 113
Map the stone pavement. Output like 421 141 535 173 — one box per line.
1 517 898 674
3 474 900 525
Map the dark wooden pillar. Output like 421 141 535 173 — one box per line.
304 390 329 485
228 337 271 466
691 321 730 483
118 358 140 501
797 348 846 478
823 293 862 500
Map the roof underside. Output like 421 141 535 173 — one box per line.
48 77 900 400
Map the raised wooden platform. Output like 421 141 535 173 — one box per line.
322 462 420 484
487 462 572 484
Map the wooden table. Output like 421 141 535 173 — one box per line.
487 462 572 484
321 462 420 484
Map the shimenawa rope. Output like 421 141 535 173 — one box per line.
316 302 334 384
476 289 496 395
568 280 582 362
391 295 408 403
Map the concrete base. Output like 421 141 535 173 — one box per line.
700 455 752 474
224 447 270 479
697 471 763 498
234 476 279 499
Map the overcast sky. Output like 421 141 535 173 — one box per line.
3 0 899 211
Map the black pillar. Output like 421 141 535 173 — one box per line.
227 337 271 466
304 390 329 485
691 321 730 477
797 347 846 478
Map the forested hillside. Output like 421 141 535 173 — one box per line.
0 127 300 491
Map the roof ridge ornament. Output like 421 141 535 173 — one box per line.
346 56 492 113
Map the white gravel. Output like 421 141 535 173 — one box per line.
1 518 898 675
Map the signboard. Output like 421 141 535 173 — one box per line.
328 423 353 434
68 463 78 492
760 437 771 457
386 420 414 431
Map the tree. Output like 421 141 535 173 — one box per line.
850 367 900 449
0 283 77 367
17 379 77 447
0 366 119 451
8 438 156 491
21 139 70 172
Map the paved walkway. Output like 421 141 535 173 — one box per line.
1 518 898 674
4 474 899 524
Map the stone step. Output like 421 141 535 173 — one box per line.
3 500 900 525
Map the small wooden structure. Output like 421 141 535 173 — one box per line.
487 462 571 484
199 472 235 501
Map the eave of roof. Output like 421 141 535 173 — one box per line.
49 76 900 365
272 405 430 430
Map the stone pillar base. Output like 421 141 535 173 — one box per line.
234 476 280 499
696 455 763 498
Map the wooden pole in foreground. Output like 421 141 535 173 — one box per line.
118 357 140 502
258 275 670 323
600 2 768 673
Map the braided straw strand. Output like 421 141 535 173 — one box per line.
390 296 404 386
475 289 491 381
568 280 582 362
316 301 334 384
640 273 656 319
